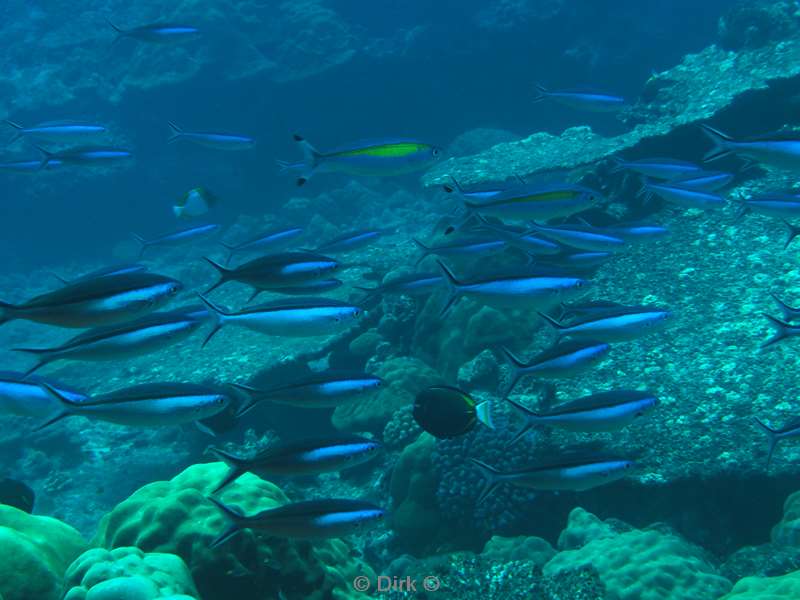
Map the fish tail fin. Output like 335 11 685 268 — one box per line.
47 271 69 285
537 311 566 339
275 159 295 173
608 155 626 173
754 417 780 468
499 346 527 399
3 120 23 145
11 348 49 378
202 257 231 294
196 293 230 348
469 459 505 504
205 447 248 494
700 124 735 162
475 401 495 430
733 202 750 222
436 260 462 317
784 221 800 250
532 83 549 103
130 233 149 259
207 497 245 548
292 133 321 186
771 292 800 321
218 242 237 266
505 397 537 446
442 175 466 195
412 238 431 266
105 18 122 34
33 383 79 432
167 121 184 144
230 383 262 417
0 300 15 329
761 313 793 348
34 145 53 169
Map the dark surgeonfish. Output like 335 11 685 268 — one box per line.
437 260 589 317
533 84 625 112
36 382 230 430
38 146 133 168
500 340 611 399
754 417 800 467
167 122 255 150
14 308 206 376
610 157 703 180
198 295 361 347
4 120 107 145
207 435 382 493
0 478 35 513
0 272 182 329
506 390 658 445
412 385 494 439
203 252 339 295
311 229 386 255
538 306 672 342
233 371 383 415
278 134 444 186
209 497 386 547
49 263 147 285
701 124 800 170
471 452 635 503
220 227 304 265
0 372 87 419
108 20 200 44
133 224 221 259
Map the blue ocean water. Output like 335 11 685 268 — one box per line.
2 1 800 599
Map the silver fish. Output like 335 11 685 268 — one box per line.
538 306 672 342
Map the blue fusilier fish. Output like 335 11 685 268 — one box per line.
167 122 255 150
574 219 669 244
754 417 800 467
279 134 444 186
437 260 588 317
469 218 563 256
250 279 343 301
13 309 205 376
38 146 132 168
133 224 221 259
533 84 625 112
461 183 603 222
544 251 614 272
734 194 800 221
108 21 200 44
413 236 508 266
442 176 523 201
37 382 230 431
669 171 734 192
0 372 87 419
771 292 800 321
0 272 182 329
610 157 703 180
4 120 107 145
760 314 800 348
506 390 659 445
526 223 627 253
640 181 726 209
207 435 382 493
233 371 383 416
220 227 304 265
702 124 800 170
311 229 386 255
471 453 635 503
500 340 611 399
49 263 147 285
209 498 386 547
559 300 627 321
356 272 443 303
203 252 339 295
538 306 671 342
198 295 361 347
0 158 63 172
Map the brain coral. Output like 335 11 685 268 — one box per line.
93 462 374 600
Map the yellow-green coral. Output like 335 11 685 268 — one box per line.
718 569 800 599
544 512 732 600
0 504 88 600
93 463 373 600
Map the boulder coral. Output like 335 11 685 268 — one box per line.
92 462 374 600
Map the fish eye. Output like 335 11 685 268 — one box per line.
432 148 441 157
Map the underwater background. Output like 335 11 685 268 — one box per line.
4 0 800 599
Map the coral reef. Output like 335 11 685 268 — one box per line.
719 569 800 599
718 1 800 50
0 504 88 600
772 490 800 547
93 462 374 600
63 547 199 600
